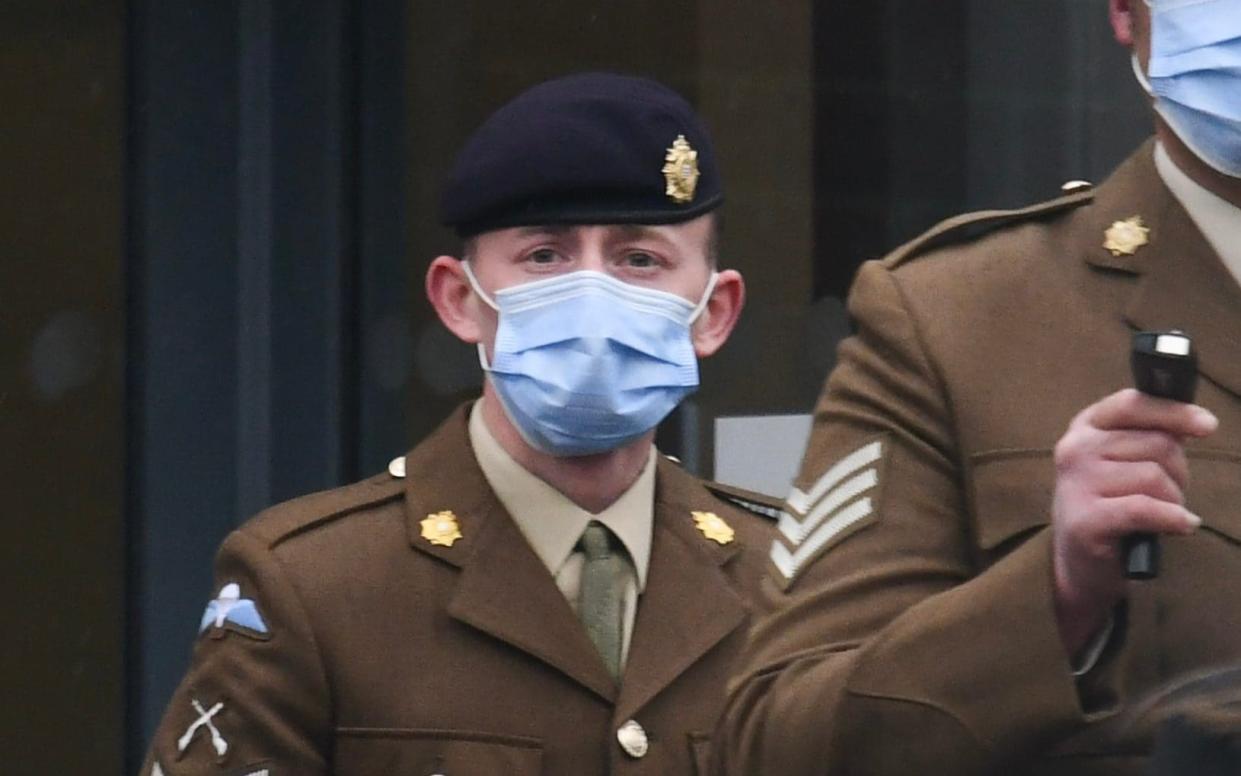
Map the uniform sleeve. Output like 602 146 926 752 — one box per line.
712 260 1122 775
139 529 331 776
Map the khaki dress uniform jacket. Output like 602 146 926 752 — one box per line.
142 405 777 776
714 140 1241 776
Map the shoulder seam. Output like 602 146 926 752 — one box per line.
884 189 1094 270
252 481 406 549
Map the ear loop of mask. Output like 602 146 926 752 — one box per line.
460 261 499 371
1132 52 1154 95
689 271 720 325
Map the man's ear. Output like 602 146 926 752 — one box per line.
691 269 745 358
1110 0 1137 47
426 256 485 344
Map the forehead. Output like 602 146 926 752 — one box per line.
472 216 715 255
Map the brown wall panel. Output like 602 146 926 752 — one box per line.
0 1 126 772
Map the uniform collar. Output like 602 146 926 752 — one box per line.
1154 141 1241 290
468 399 654 590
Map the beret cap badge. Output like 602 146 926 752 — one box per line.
662 134 700 204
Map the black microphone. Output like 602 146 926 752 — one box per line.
1124 330 1198 580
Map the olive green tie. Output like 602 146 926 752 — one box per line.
578 521 625 680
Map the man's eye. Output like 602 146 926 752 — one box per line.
625 252 657 268
528 248 559 264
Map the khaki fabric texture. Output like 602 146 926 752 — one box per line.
714 139 1241 776
141 404 777 776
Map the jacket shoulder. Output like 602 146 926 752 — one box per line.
882 187 1095 271
241 468 406 549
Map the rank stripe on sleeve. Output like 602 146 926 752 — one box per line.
771 498 874 581
778 467 877 544
771 440 883 582
786 441 881 515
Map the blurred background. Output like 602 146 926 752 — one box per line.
1 0 1149 771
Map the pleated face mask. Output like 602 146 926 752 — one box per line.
464 264 717 457
1136 0 1241 178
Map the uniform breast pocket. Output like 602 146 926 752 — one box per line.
968 449 1241 559
334 728 543 776
967 449 1055 563
1185 452 1241 544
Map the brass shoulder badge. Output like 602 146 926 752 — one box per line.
692 511 734 545
421 510 463 547
1104 215 1150 257
662 135 700 204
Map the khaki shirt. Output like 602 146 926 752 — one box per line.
469 399 654 666
1155 141 1241 288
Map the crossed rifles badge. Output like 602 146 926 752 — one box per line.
177 697 229 758
1104 215 1150 256
662 134 700 204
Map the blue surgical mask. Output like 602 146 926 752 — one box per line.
463 264 717 457
1134 0 1241 178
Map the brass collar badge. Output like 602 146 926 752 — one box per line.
662 135 700 204
692 511 734 545
1104 215 1150 257
421 511 463 547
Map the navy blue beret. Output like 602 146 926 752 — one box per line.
441 72 723 238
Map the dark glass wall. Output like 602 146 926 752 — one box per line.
126 0 407 765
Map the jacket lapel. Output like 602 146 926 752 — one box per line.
615 458 748 721
1082 141 1241 399
402 406 616 703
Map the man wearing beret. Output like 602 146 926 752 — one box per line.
715 1 1241 774
140 73 779 775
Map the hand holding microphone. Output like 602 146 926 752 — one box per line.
1124 331 1198 579
1050 330 1215 656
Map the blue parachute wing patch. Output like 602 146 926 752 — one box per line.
198 582 270 638
225 600 268 633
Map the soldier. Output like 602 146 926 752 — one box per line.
715 0 1241 774
141 72 779 775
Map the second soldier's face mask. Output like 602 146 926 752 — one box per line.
1133 0 1241 178
462 263 716 457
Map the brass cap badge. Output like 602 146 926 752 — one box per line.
692 511 734 545
421 510 463 547
1103 215 1150 257
662 135 700 204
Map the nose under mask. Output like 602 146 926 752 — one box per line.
463 264 717 457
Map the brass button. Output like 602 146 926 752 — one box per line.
617 719 649 758
388 456 406 478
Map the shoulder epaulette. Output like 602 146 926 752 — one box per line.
884 187 1095 270
703 480 784 521
245 470 406 548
